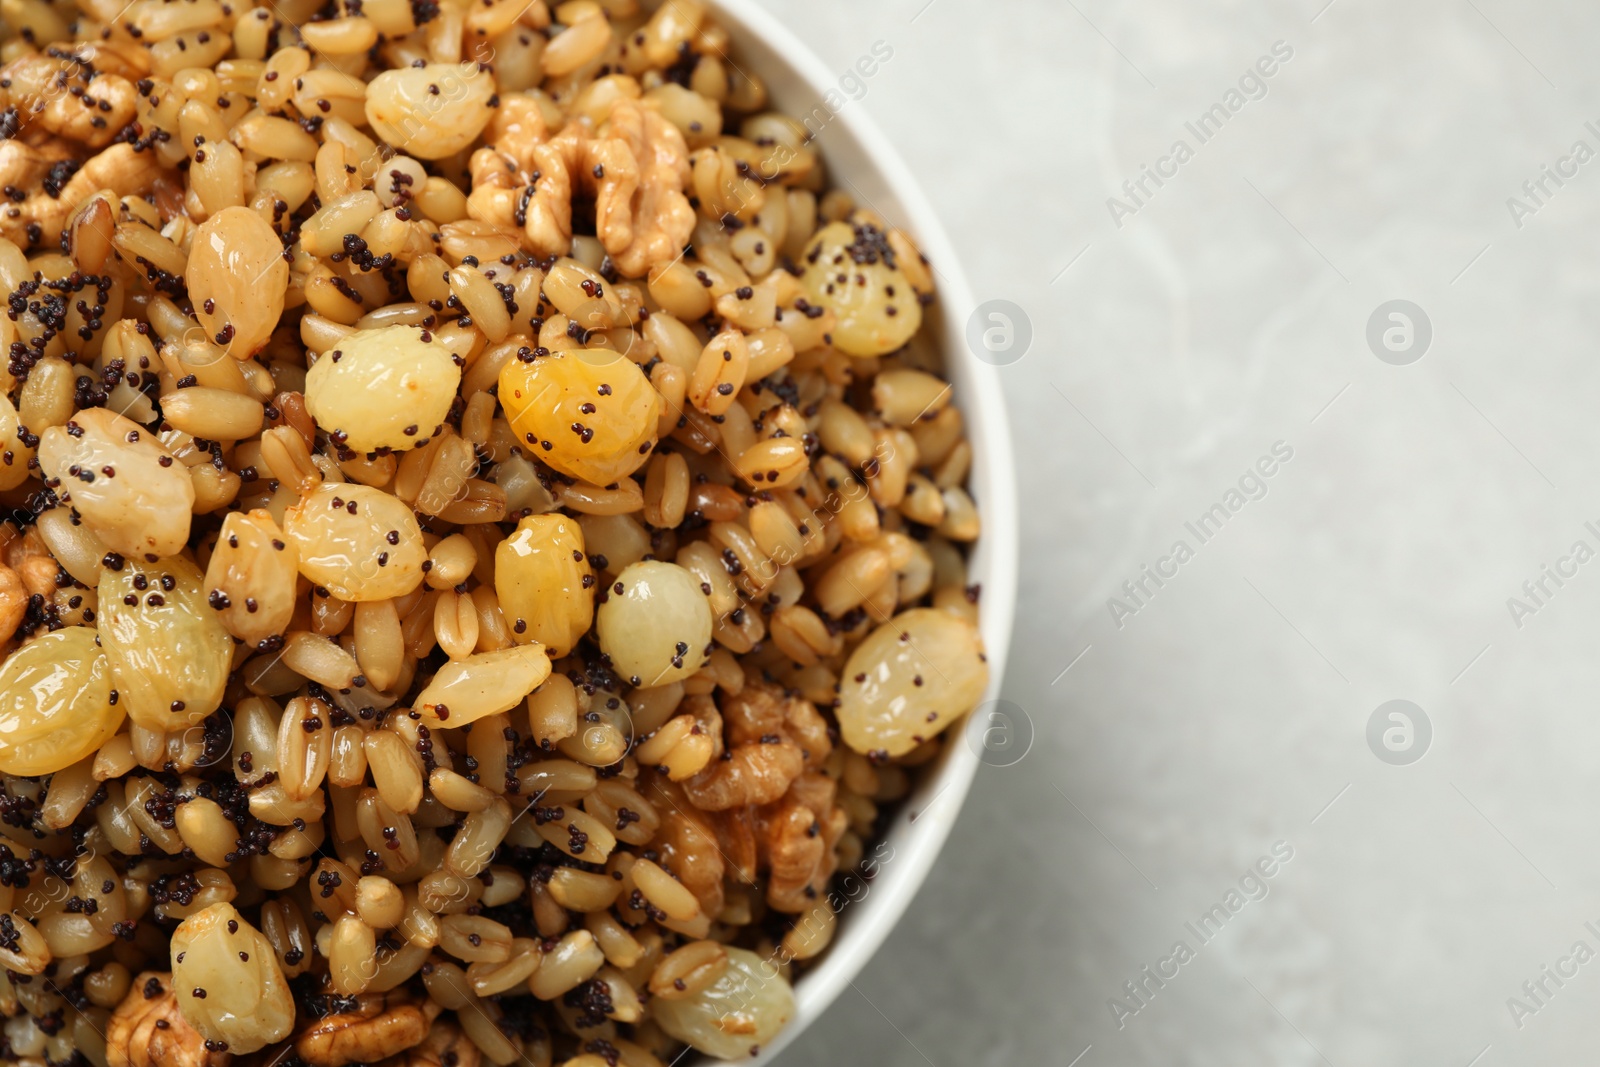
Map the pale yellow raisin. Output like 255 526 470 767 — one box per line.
202 509 299 647
798 220 922 357
365 63 495 160
494 514 593 657
171 902 295 1054
0 626 122 776
595 561 712 688
284 483 426 602
303 325 461 453
651 947 794 1059
99 554 233 731
836 607 988 757
37 408 194 560
414 644 552 727
186 206 290 359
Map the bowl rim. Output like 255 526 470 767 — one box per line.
688 2 1020 1063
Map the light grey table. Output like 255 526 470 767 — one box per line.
759 2 1600 1065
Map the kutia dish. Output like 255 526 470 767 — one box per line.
0 0 1014 1064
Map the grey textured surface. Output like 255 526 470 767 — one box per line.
757 2 1600 1065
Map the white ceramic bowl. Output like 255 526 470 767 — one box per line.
695 3 1019 1062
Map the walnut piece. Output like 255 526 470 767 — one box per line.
681 687 807 813
592 99 694 278
0 140 164 250
294 991 437 1067
107 973 230 1067
377 1019 481 1067
466 96 692 278
0 52 136 149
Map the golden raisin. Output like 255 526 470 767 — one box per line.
0 626 122 775
498 349 661 486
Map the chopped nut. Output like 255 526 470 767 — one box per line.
294 991 436 1067
376 1019 480 1067
0 53 136 148
107 973 228 1067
